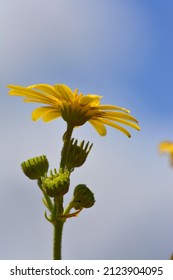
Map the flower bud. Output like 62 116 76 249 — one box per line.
42 169 70 197
73 184 95 209
66 138 93 171
21 155 49 180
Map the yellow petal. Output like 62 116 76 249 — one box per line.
23 97 57 105
89 120 107 136
103 111 139 123
79 95 102 106
7 85 28 91
28 84 62 100
42 110 61 122
102 116 140 131
98 104 130 113
54 84 74 102
98 118 131 137
32 107 59 121
8 85 44 97
8 86 57 105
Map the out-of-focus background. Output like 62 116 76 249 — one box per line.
1 0 173 260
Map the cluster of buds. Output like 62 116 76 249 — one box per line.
66 138 93 171
20 139 95 217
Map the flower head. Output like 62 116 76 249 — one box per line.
7 83 140 137
159 140 173 166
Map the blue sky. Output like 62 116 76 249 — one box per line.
1 0 173 260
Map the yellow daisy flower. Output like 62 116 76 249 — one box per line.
7 83 140 137
159 140 173 166
159 141 173 153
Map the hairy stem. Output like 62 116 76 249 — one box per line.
53 124 74 260
53 196 64 260
53 218 64 260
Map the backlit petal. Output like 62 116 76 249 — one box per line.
89 120 107 136
28 84 62 100
101 116 140 131
98 104 130 113
79 95 102 106
102 111 139 123
54 84 74 102
8 86 57 105
98 118 131 137
42 110 61 122
32 107 56 121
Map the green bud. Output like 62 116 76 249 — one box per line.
73 184 95 210
66 138 93 171
42 169 70 197
21 155 49 180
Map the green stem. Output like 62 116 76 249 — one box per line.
63 200 75 216
53 219 64 260
60 124 74 170
53 124 74 260
53 196 64 260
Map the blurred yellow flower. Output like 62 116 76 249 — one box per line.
159 140 173 166
7 83 140 137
